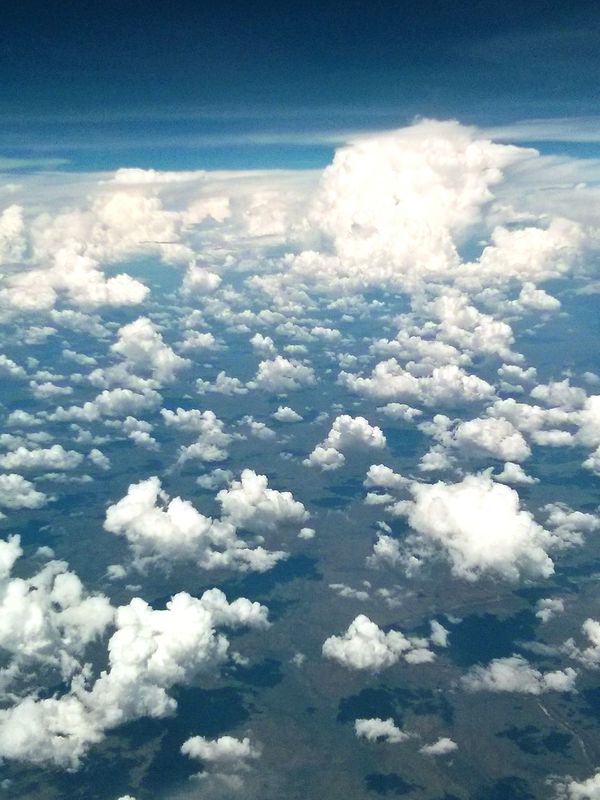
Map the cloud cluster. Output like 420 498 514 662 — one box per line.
105 469 307 572
0 588 268 768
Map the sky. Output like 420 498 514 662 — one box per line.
2 0 600 169
3 6 600 800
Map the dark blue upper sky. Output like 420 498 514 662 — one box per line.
2 0 600 170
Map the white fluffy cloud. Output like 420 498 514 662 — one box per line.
291 120 527 289
305 415 386 470
340 360 493 406
354 717 409 744
50 388 160 423
555 771 600 800
250 356 315 393
462 655 577 694
398 474 556 581
161 408 232 463
0 474 48 508
420 737 458 756
105 475 287 572
181 733 261 790
273 405 303 422
0 536 113 680
112 317 190 384
322 615 435 671
451 417 531 462
0 445 83 472
216 469 309 533
0 589 268 768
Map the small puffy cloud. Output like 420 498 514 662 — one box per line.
322 615 434 671
162 408 232 463
250 333 276 357
273 405 303 422
420 737 458 756
305 415 386 471
88 448 110 471
517 282 561 312
197 371 248 396
364 464 408 491
536 597 565 624
564 618 600 668
181 734 260 766
354 717 409 744
180 263 221 296
0 474 48 509
181 733 261 791
378 403 423 421
0 355 27 379
250 356 315 393
0 445 82 472
531 379 587 411
178 331 218 351
462 655 577 694
216 469 308 533
112 317 190 384
303 445 345 471
494 462 539 485
197 468 234 490
50 388 160 423
451 417 531 462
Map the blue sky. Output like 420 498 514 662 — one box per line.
3 0 600 169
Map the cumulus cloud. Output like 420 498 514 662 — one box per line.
181 733 261 791
290 120 528 290
462 655 577 694
322 615 435 671
420 737 458 756
112 317 190 384
340 360 493 406
564 619 600 668
354 717 409 744
273 405 303 422
0 474 48 508
216 469 309 533
0 536 113 681
0 589 268 768
49 388 161 423
494 462 539 485
0 445 83 472
305 415 386 470
162 408 232 463
249 356 315 393
536 597 565 624
554 771 600 800
451 417 531 462
397 474 556 581
105 475 288 572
